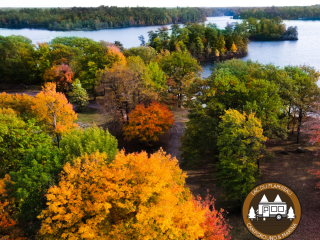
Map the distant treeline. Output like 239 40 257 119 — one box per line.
200 7 241 17
203 5 320 20
0 6 206 30
1 5 320 31
233 5 320 20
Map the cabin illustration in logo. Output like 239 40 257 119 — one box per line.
248 194 295 221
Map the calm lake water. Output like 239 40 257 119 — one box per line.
1 16 320 78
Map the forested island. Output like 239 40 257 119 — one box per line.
146 23 248 59
145 17 297 59
0 6 206 30
244 17 298 40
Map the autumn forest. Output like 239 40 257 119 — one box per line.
1 4 320 240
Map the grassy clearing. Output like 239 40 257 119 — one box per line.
75 106 105 127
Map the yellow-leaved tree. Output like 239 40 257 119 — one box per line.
32 82 77 145
230 42 237 53
0 92 35 117
37 150 231 239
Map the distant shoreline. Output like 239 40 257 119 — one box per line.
0 21 205 32
248 36 298 41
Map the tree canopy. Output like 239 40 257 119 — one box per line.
0 108 51 178
181 59 290 165
217 109 267 200
123 102 174 144
38 150 231 239
0 7 206 30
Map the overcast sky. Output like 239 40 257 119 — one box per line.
1 0 319 8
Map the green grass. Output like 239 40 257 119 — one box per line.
75 106 105 126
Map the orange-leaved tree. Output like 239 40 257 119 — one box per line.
43 63 74 94
196 194 231 240
123 102 174 144
32 82 77 145
0 175 27 239
38 150 231 239
100 43 127 67
0 175 15 235
0 175 26 239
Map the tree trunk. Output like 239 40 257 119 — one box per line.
93 86 96 101
125 102 129 122
57 134 60 148
292 124 294 134
287 107 291 130
297 108 303 143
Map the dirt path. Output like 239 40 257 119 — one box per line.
166 121 185 164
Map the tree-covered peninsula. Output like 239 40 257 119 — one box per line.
0 6 206 30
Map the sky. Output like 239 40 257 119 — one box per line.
1 0 319 8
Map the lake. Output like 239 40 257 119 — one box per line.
1 16 320 78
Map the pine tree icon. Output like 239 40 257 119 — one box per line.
287 206 295 221
248 206 256 220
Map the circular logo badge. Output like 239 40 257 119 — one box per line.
242 183 301 239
